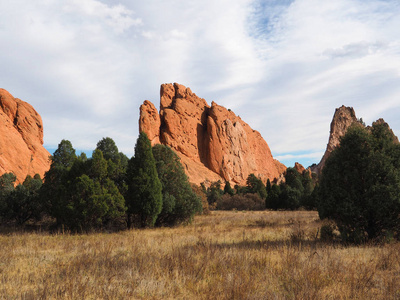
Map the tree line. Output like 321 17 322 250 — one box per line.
1 120 399 242
204 168 317 211
0 132 202 232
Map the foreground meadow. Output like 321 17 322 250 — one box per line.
0 211 399 299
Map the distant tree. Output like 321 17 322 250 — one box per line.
152 144 202 226
89 149 108 182
318 123 400 242
41 140 77 227
300 172 315 209
51 139 77 169
223 181 235 196
67 174 126 231
266 184 281 209
191 183 210 215
0 173 16 222
206 181 223 208
279 185 301 210
266 179 272 194
246 174 267 199
96 137 119 162
96 137 128 192
234 184 248 195
2 175 43 225
284 168 304 194
126 132 162 228
42 139 127 231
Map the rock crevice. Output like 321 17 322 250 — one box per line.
139 83 285 185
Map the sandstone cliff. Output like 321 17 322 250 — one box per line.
313 105 359 174
139 83 286 185
0 89 51 183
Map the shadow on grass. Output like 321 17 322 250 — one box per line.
188 238 342 251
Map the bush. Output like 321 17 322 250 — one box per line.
217 193 264 211
320 223 336 242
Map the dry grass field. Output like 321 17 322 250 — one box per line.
0 210 399 299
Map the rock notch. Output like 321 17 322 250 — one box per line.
139 83 285 185
0 89 51 183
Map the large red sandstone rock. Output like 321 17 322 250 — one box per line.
139 83 285 185
313 105 358 174
0 89 51 183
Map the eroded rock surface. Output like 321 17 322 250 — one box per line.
313 105 358 174
139 83 285 185
0 89 51 183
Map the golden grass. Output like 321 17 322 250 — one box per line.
1 210 399 299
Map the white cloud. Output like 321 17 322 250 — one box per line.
63 0 142 33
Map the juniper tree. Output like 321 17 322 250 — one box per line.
318 122 400 242
126 132 162 228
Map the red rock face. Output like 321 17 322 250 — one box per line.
294 162 306 174
139 100 161 146
313 105 358 174
139 83 285 185
0 89 51 183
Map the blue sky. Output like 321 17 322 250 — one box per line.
1 0 400 168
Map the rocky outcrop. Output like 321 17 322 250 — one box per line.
294 162 306 174
139 100 161 146
313 105 358 174
0 89 51 183
139 83 285 185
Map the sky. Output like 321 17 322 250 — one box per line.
1 0 400 168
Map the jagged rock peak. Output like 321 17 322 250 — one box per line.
0 89 51 183
313 105 359 174
139 83 286 185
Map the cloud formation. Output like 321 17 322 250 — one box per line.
0 0 399 168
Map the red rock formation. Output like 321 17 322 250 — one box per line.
294 162 306 174
313 105 358 174
139 83 285 185
0 89 51 183
139 100 160 146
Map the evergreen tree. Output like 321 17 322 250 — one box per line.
152 144 202 226
1 174 43 225
126 132 162 228
206 181 223 207
96 137 128 192
266 184 281 209
301 172 315 209
96 137 119 162
318 123 400 242
0 173 16 222
41 140 77 227
246 174 267 199
223 181 235 196
51 139 77 169
266 179 272 194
